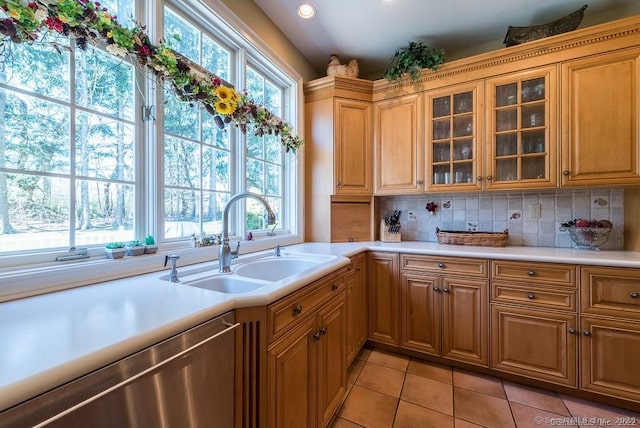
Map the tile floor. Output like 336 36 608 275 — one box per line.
331 348 639 428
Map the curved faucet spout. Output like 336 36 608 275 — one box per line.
219 192 276 272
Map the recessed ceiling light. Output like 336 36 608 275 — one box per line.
297 3 316 19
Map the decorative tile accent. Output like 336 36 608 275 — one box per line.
380 188 624 249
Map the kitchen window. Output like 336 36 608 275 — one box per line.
0 0 302 293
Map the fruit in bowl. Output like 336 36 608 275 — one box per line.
560 219 613 249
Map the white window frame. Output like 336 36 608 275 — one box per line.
0 0 304 302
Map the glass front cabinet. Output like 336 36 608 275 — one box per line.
485 66 558 189
426 82 484 191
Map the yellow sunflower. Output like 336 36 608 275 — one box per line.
214 100 237 115
215 86 235 102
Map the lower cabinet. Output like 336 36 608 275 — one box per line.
491 304 578 387
267 293 347 428
345 253 367 365
401 272 489 366
367 252 399 345
580 317 640 402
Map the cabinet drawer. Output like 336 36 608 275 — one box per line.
492 282 577 312
491 261 576 288
581 266 640 320
401 255 488 278
269 268 347 340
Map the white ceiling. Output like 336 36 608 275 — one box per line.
254 0 640 79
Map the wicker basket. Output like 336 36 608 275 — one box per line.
436 227 509 247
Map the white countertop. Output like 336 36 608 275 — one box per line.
2 241 640 412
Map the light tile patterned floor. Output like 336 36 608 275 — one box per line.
331 348 640 428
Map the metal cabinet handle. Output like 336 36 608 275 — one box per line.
476 176 483 182
583 331 592 337
630 292 639 299
336 181 342 187
442 288 450 293
438 263 445 269
319 327 327 335
568 328 577 334
293 304 303 315
486 176 493 181
416 180 424 185
562 170 570 176
313 331 322 340
434 287 440 293
332 283 339 291
527 293 536 300
528 271 535 276
32 321 240 427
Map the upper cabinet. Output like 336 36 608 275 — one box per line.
304 77 373 197
485 66 558 190
334 99 373 195
374 94 423 195
425 81 484 191
561 48 640 186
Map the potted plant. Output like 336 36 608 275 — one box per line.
383 41 445 83
105 242 126 259
144 235 159 254
125 240 145 256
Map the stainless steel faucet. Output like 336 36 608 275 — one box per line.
164 254 180 283
219 192 276 272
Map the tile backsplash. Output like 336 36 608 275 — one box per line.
379 188 624 249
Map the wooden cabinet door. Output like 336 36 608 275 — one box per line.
353 254 367 352
561 48 640 186
374 94 423 195
491 305 577 387
317 295 347 428
367 252 399 345
425 81 484 192
268 317 318 428
442 278 488 366
400 272 440 355
346 254 367 365
485 66 558 189
581 317 640 402
334 99 372 195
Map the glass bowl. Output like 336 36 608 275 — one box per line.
563 226 612 250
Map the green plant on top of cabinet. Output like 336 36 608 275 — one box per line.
485 66 558 189
426 81 484 191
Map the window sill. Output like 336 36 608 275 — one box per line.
0 235 302 303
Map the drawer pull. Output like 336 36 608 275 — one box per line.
442 288 450 293
631 292 639 299
313 331 322 340
319 327 327 335
528 271 535 276
438 263 445 269
527 293 536 300
583 331 592 337
568 328 577 335
332 283 339 291
434 287 440 292
293 304 303 315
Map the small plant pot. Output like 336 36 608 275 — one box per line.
126 246 145 256
105 248 126 259
144 244 159 254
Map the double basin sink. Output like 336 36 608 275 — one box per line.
166 250 341 295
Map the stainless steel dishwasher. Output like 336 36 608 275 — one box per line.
1 311 238 428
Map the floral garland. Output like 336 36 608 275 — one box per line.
0 0 304 152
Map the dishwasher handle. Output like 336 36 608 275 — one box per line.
34 321 240 428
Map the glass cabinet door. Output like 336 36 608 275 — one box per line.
487 67 558 189
427 82 483 190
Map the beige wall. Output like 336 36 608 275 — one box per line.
218 0 319 80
